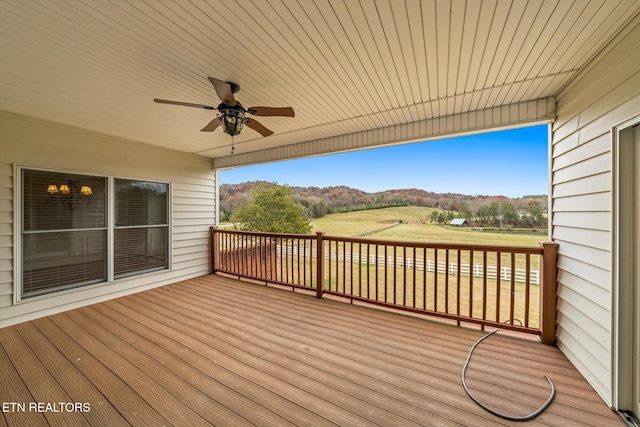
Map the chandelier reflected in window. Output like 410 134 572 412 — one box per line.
47 181 92 210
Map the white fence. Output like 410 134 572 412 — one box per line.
277 246 540 286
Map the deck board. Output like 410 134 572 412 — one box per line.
12 322 129 427
1 273 625 426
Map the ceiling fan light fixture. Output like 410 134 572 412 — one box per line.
219 105 245 136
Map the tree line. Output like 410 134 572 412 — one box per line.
427 200 546 228
220 181 548 229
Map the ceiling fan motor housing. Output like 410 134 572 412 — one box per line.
226 81 240 94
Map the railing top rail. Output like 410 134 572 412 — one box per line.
323 233 545 254
214 227 545 254
214 227 316 240
324 235 545 254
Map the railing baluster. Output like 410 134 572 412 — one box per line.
482 251 487 331
309 238 313 289
375 244 379 302
336 241 341 293
469 250 474 318
403 246 407 306
292 239 304 286
496 252 501 323
433 248 438 312
234 233 239 275
246 234 251 277
393 246 397 305
350 241 354 298
412 247 416 308
445 249 450 314
327 239 332 291
342 242 346 295
510 252 516 325
384 245 388 303
316 232 324 298
251 234 256 277
287 237 291 284
366 243 370 299
456 250 461 326
358 243 362 298
525 253 531 328
292 238 296 285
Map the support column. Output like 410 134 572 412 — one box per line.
211 226 220 274
539 241 559 345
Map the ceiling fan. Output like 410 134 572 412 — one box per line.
154 77 294 137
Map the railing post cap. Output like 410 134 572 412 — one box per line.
539 240 559 248
316 231 325 236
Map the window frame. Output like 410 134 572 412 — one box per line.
113 178 170 280
14 165 172 303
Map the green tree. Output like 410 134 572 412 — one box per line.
476 204 490 225
523 202 545 228
232 183 312 234
500 201 519 226
457 201 473 221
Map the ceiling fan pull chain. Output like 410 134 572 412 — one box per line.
231 136 235 155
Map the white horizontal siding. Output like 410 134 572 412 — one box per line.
556 306 611 397
552 192 611 212
553 133 610 170
557 292 611 357
557 255 611 290
552 173 611 199
553 227 610 251
0 111 216 327
550 15 640 405
553 153 610 184
553 211 611 231
0 158 13 311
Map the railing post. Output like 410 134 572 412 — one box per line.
316 231 325 299
539 241 559 345
211 226 220 274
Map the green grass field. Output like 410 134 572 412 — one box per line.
312 206 547 247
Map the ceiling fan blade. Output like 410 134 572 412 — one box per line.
200 117 221 132
208 77 236 105
154 99 216 110
245 118 274 137
248 106 295 117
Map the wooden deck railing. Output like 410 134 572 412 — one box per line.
211 227 558 343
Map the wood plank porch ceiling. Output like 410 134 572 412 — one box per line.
1 1 639 166
1 274 623 426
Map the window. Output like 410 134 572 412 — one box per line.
19 168 170 300
21 169 107 299
114 179 169 278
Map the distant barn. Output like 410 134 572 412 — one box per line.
450 218 470 227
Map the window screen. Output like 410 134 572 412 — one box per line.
21 169 107 298
114 179 169 278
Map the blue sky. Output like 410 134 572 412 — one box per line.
219 124 549 198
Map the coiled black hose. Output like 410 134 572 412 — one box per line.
461 328 556 421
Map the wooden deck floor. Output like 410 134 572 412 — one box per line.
1 274 624 426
